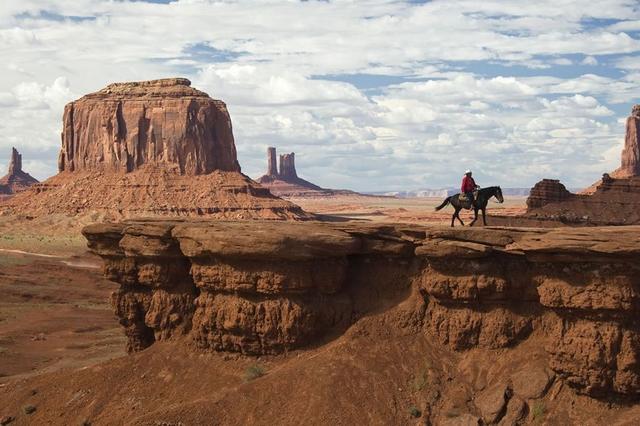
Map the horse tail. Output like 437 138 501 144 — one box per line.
435 197 451 211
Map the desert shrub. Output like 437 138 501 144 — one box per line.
23 405 36 415
531 401 546 422
411 370 428 391
244 364 265 382
408 405 422 418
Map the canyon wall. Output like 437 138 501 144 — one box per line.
85 220 640 399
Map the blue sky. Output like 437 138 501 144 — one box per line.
1 0 639 191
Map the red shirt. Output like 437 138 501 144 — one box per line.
461 176 476 193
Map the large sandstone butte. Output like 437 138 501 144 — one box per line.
0 147 38 197
525 104 640 224
2 79 309 220
57 78 239 175
84 220 640 401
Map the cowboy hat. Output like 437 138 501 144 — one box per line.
464 169 472 175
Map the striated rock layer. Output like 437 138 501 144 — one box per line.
58 78 239 175
526 179 573 210
2 79 309 220
614 104 640 178
0 147 38 196
85 220 640 399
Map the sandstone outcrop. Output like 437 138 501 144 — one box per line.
257 146 361 198
2 79 309 220
0 147 38 196
85 220 640 399
524 105 640 224
526 179 573 210
614 104 640 178
58 78 239 175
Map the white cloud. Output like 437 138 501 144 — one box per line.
0 0 638 189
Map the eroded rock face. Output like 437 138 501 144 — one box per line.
616 104 640 177
257 147 326 196
2 80 309 220
58 78 240 175
526 179 573 210
84 221 640 398
0 147 38 195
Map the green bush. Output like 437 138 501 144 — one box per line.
23 405 36 415
408 405 422 418
532 401 546 422
244 364 265 382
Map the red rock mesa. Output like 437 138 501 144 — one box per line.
2 79 309 220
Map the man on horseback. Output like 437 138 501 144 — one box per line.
461 170 479 206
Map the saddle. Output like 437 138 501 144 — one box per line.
458 191 479 208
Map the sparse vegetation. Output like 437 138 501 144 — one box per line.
244 364 265 382
531 401 546 422
411 370 428 391
23 405 36 415
408 405 421 418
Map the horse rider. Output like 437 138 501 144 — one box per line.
461 170 479 205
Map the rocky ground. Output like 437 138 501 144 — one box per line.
1 210 640 425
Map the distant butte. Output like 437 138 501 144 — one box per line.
525 104 640 225
1 78 310 220
257 146 357 198
0 147 38 197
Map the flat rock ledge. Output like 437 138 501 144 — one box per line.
83 221 640 398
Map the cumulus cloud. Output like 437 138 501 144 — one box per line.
0 0 638 189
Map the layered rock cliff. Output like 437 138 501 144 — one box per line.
84 220 640 399
0 147 38 196
525 105 640 224
526 179 573 210
2 79 309 220
58 78 240 175
615 104 640 178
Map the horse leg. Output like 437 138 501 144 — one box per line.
482 208 487 226
456 208 465 226
451 212 455 227
470 208 478 226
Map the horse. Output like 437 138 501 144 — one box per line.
434 186 504 227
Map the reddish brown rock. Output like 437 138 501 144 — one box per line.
0 147 38 195
58 78 240 175
526 179 573 210
279 152 297 179
85 221 640 398
2 79 310 220
614 104 640 178
257 146 358 197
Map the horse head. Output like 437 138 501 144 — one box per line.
494 186 504 203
